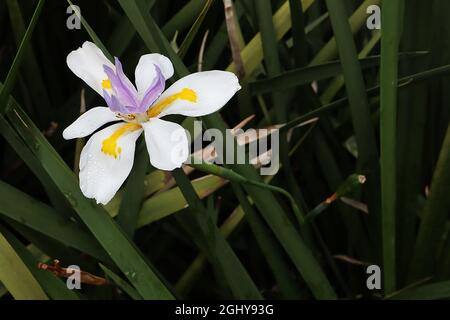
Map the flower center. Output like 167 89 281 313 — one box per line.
102 87 198 159
115 87 197 124
115 112 148 123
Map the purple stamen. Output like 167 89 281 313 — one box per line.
113 57 139 105
103 64 136 109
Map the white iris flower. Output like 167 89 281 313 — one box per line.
63 41 240 205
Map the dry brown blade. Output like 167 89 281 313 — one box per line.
197 30 210 72
190 116 319 170
73 88 86 174
384 276 433 299
235 127 280 146
38 259 109 286
191 115 316 164
191 114 256 163
223 0 245 79
189 114 255 162
170 30 180 53
79 88 86 114
340 196 369 214
235 117 319 146
333 255 371 267
249 149 272 168
424 185 430 198
325 193 338 205
311 81 319 94
43 121 58 137
229 114 256 134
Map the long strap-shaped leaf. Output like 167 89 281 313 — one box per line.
0 106 75 217
254 0 307 234
0 0 44 113
225 0 314 78
311 0 381 65
3 102 173 299
409 122 450 281
0 178 109 262
387 281 450 300
116 143 149 238
379 0 404 293
171 168 262 299
325 0 380 241
0 230 48 300
0 226 80 300
249 52 426 95
281 64 450 133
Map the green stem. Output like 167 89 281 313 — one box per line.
189 161 304 226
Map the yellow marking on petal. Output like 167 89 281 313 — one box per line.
147 88 197 118
102 79 112 89
101 123 141 158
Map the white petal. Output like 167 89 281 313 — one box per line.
63 107 119 140
142 118 189 171
67 41 114 96
151 71 241 118
79 123 143 205
135 53 174 94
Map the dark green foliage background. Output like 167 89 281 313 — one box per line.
0 0 449 300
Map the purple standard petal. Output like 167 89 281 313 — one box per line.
137 65 165 113
103 64 135 109
102 57 141 114
113 57 139 105
103 89 122 113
